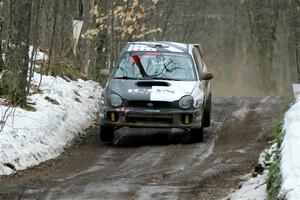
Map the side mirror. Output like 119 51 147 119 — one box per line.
99 69 110 87
201 72 213 80
100 69 110 78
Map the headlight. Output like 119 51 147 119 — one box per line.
179 95 194 109
108 93 122 107
100 95 106 105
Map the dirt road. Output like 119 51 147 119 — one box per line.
0 97 283 200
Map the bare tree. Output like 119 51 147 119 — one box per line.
0 0 298 98
5 0 32 106
27 0 41 95
294 0 300 82
0 1 4 72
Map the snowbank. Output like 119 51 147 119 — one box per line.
225 173 267 200
226 93 300 200
280 96 300 200
224 144 277 200
0 73 101 175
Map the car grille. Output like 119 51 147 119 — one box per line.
127 100 174 109
127 116 173 124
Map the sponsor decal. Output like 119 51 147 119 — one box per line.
127 81 199 102
145 109 160 113
147 102 154 107
128 88 175 94
127 44 156 52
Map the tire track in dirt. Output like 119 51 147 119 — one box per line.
0 96 283 200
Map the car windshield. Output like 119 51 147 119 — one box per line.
113 52 196 81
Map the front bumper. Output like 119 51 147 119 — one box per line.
99 106 203 129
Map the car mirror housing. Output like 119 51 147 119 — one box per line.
201 72 213 80
100 69 110 87
100 69 110 77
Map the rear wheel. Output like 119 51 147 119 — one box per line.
203 93 212 127
190 127 204 143
100 126 114 142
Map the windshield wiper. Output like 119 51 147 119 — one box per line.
150 77 181 81
114 76 145 80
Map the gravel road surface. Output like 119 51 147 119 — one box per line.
0 97 283 200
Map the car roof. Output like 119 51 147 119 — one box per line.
126 41 192 53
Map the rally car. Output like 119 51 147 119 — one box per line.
99 41 213 143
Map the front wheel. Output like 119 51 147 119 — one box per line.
190 127 204 143
100 126 114 142
203 92 212 127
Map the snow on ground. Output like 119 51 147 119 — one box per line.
2 46 48 61
232 106 249 119
28 46 48 61
280 95 300 200
224 173 267 200
228 92 300 200
0 73 101 175
224 144 277 200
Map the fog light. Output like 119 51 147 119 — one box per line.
184 115 190 124
111 112 116 122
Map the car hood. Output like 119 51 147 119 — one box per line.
107 79 198 102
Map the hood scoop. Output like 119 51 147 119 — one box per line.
136 81 170 87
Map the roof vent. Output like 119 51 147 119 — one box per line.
154 44 168 48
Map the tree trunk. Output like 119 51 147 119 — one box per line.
94 0 108 81
0 16 4 72
5 0 32 106
27 0 41 95
295 1 300 83
47 0 58 73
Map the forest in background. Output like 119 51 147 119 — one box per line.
0 0 299 106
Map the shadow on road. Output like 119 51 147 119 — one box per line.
107 128 213 147
112 128 189 147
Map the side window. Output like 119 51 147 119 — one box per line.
192 48 203 76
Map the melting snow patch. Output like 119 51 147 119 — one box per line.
232 106 250 118
224 145 278 200
137 185 179 200
0 73 101 175
224 173 267 200
28 46 48 61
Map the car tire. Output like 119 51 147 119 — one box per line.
190 127 204 143
203 92 212 127
100 126 114 142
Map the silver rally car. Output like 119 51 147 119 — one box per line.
99 41 213 143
